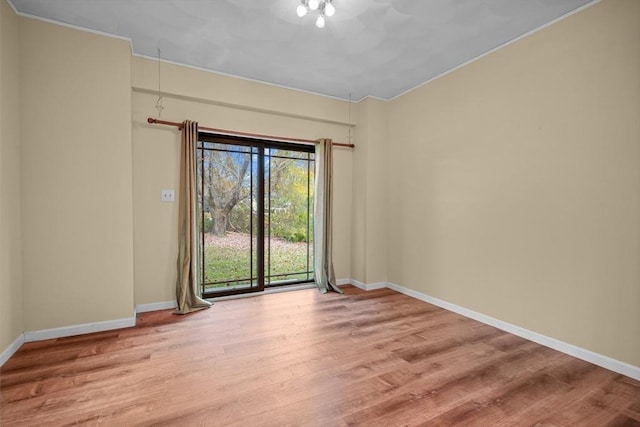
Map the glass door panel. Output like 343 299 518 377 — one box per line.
265 149 315 286
198 142 261 294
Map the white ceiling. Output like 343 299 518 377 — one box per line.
10 0 594 101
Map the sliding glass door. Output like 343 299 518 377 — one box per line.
197 134 314 298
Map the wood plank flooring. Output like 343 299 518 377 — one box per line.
1 286 639 426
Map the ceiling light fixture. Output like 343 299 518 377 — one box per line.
296 0 335 28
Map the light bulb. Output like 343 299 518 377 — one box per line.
315 14 325 28
325 2 335 17
296 4 308 17
309 0 319 11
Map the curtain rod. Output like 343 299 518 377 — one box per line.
147 118 355 148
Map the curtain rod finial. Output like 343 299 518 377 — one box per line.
147 117 156 124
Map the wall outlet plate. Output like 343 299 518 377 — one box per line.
161 189 175 202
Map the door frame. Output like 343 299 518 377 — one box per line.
198 132 315 299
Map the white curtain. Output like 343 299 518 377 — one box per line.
314 139 342 294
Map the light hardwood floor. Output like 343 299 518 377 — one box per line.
1 286 639 426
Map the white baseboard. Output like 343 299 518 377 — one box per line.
386 281 640 381
135 300 177 313
0 333 25 367
348 279 387 291
23 313 136 343
5 282 637 381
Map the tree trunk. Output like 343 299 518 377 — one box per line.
211 209 229 237
204 151 251 237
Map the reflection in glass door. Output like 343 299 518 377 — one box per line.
197 135 314 298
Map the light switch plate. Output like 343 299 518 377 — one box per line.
161 189 175 202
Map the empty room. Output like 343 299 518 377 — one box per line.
1 0 639 425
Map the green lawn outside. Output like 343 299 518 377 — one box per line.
203 232 313 290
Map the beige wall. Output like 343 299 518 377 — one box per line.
19 18 134 330
132 57 353 305
0 0 23 352
351 98 388 284
387 0 640 366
